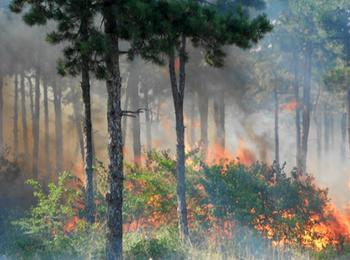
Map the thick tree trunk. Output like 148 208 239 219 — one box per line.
144 83 152 151
300 41 312 173
168 35 189 242
0 75 3 152
52 79 63 174
27 76 34 123
274 87 280 166
103 1 124 258
198 90 209 159
13 74 19 159
32 69 40 179
341 112 346 158
213 93 225 149
130 75 141 165
20 72 29 157
81 58 95 224
43 77 51 180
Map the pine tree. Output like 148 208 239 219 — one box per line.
10 0 104 223
131 0 272 242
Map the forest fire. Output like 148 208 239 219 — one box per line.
206 139 256 166
281 99 299 112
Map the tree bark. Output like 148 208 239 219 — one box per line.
20 72 29 157
32 69 40 179
81 58 95 224
52 79 63 174
300 41 312 173
198 90 209 159
0 75 3 152
168 35 189 242
103 1 124 258
43 77 51 180
13 74 19 159
274 87 280 166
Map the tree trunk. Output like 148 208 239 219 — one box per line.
341 112 346 158
0 75 3 152
81 55 95 223
294 53 302 169
324 103 330 154
189 92 196 147
347 89 350 155
168 35 189 242
103 1 124 258
27 76 34 123
274 87 280 166
198 90 209 159
13 74 19 159
32 69 40 179
130 75 141 165
144 83 152 151
52 79 63 174
300 41 312 173
213 93 225 149
316 112 322 160
43 77 51 180
122 73 130 146
20 72 29 158
72 89 85 161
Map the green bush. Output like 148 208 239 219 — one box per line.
124 228 185 260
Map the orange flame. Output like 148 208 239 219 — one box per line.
281 100 299 112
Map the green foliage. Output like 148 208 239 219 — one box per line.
124 227 185 260
12 172 84 258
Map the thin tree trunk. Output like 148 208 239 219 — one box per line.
43 77 51 180
301 41 312 173
213 93 225 149
27 76 34 123
20 72 28 157
189 92 196 147
0 75 3 152
347 89 350 155
13 74 19 159
103 1 124 258
199 90 209 159
144 83 152 151
81 53 95 223
341 112 346 158
32 69 40 179
294 53 302 169
316 112 322 160
131 75 141 165
168 35 189 242
52 79 63 174
324 103 330 154
72 89 85 161
274 87 280 166
122 73 130 146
